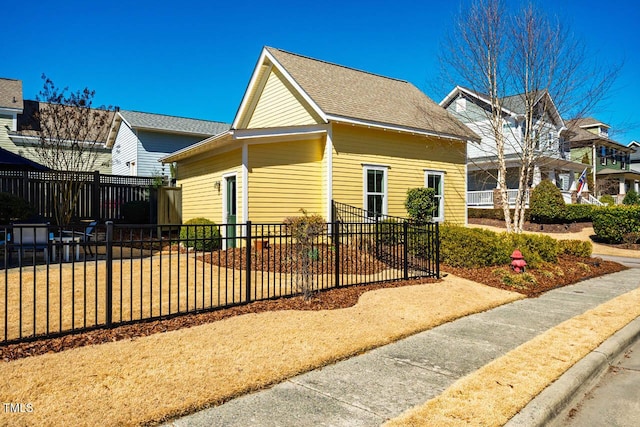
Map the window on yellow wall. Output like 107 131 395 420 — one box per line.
363 165 388 218
425 170 445 222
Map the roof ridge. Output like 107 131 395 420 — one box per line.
266 46 410 85
122 109 228 124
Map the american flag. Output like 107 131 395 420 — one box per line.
576 168 588 196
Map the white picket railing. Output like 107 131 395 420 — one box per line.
467 189 530 208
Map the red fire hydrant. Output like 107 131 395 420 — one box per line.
510 249 527 273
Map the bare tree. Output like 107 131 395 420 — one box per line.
439 0 619 232
30 75 115 224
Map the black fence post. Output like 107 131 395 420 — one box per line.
403 221 409 280
105 221 113 327
21 170 29 203
245 221 252 303
435 222 440 278
333 220 340 287
92 171 100 220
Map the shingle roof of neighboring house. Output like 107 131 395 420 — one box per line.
265 47 479 141
571 117 610 129
500 91 546 115
564 119 632 152
119 110 230 136
11 100 114 144
0 78 24 110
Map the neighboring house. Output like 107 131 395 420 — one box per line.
440 86 587 207
628 140 640 175
1 77 113 173
106 110 230 178
161 47 478 228
565 118 640 199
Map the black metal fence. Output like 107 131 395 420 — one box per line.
0 168 161 223
0 218 439 345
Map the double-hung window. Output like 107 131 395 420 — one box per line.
363 165 388 218
425 170 445 222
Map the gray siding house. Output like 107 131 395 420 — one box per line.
107 110 230 177
440 86 588 207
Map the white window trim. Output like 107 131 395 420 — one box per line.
362 164 389 217
424 170 445 222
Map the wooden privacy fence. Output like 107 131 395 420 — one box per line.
0 169 166 223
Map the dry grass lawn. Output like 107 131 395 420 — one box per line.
385 286 640 427
0 275 523 427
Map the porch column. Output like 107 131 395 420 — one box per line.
532 165 542 187
635 180 639 193
619 177 626 195
568 170 576 191
549 169 556 185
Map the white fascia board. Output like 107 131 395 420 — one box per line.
456 86 520 118
0 107 22 114
263 49 328 124
232 49 270 130
439 86 462 107
233 124 328 141
326 114 478 143
106 111 124 148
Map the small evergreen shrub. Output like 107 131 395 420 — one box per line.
599 194 615 206
121 200 150 224
0 193 33 223
529 180 565 224
376 219 403 245
439 225 511 268
622 190 640 205
558 240 593 257
592 206 640 243
180 217 222 251
405 187 435 223
563 204 594 223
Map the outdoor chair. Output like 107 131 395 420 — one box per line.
10 223 51 265
62 221 98 257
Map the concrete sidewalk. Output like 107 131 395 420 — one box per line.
165 269 640 427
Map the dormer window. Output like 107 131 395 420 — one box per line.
599 127 608 137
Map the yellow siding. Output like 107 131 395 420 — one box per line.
248 139 325 222
247 68 322 128
176 149 242 224
332 124 468 224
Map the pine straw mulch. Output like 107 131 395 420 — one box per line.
468 217 592 233
443 255 627 297
0 277 438 362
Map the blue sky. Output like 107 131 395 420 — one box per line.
3 0 638 142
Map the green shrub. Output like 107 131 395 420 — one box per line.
468 208 516 221
529 180 565 224
180 217 222 251
623 190 640 205
623 232 640 245
439 225 511 268
599 194 615 206
558 240 593 257
592 206 640 243
504 233 559 268
563 204 594 223
377 219 403 245
0 193 33 223
405 187 435 224
121 200 150 224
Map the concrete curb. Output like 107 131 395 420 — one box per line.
505 316 640 427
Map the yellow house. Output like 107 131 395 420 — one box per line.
161 47 479 227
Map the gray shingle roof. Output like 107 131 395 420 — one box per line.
266 48 478 141
0 78 23 110
120 110 230 136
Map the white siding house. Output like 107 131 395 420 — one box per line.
107 110 230 178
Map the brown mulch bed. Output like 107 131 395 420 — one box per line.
444 255 627 297
200 243 390 275
468 217 592 233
